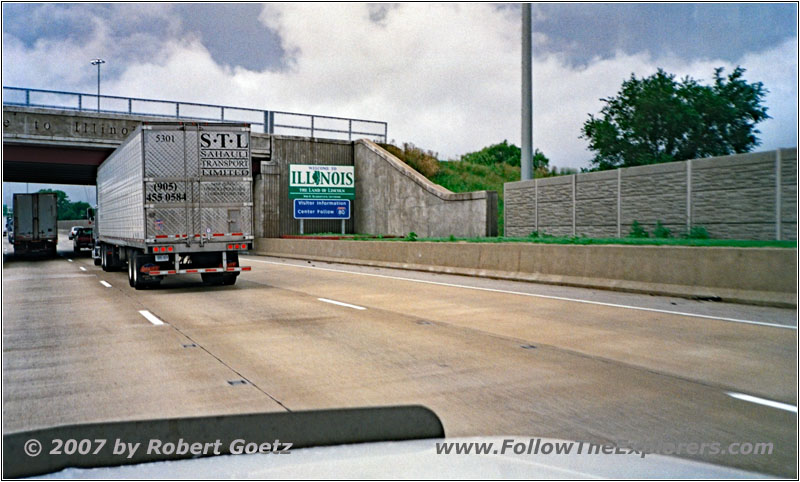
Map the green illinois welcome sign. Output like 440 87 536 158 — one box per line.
289 164 355 200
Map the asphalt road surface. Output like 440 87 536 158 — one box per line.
3 234 797 476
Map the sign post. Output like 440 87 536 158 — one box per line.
289 165 355 235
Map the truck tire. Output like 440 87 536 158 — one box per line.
127 252 136 287
101 245 110 271
129 252 160 289
130 253 145 290
221 273 238 286
94 255 101 266
109 246 122 272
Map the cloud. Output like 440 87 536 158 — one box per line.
3 3 797 170
532 37 798 168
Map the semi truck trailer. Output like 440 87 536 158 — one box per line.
12 192 58 256
92 123 253 289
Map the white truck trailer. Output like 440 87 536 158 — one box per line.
12 192 58 256
92 123 253 289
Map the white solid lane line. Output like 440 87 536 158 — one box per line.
138 310 165 326
67 259 73 262
249 259 794 330
726 392 797 413
318 298 367 311
99 280 112 288
79 266 87 271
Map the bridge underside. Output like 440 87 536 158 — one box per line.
3 144 113 185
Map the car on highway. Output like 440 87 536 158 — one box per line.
68 226 83 240
73 227 93 255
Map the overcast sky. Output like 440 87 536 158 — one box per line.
2 3 798 203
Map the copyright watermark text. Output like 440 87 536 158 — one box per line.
22 437 292 458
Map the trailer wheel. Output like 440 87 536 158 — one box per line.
130 254 145 290
130 253 160 289
109 246 123 271
94 255 101 266
127 252 136 287
221 273 238 286
101 245 110 271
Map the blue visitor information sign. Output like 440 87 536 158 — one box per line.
293 199 351 220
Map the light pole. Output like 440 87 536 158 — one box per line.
521 4 533 181
90 58 105 111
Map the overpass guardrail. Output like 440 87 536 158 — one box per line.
3 86 387 142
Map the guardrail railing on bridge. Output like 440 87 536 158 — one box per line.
3 86 387 142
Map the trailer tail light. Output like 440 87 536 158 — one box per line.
167 246 173 252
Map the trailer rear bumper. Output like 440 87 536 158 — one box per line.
145 266 251 276
13 239 57 254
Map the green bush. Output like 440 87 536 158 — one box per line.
404 231 418 242
653 221 671 238
378 142 440 178
528 230 556 239
461 140 521 166
686 225 710 239
628 220 649 238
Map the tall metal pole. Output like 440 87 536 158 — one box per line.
90 58 105 111
521 4 533 180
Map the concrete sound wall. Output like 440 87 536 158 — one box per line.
505 148 797 240
255 238 796 307
57 219 90 230
354 140 497 237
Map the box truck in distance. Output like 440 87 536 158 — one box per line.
92 123 253 289
12 192 58 256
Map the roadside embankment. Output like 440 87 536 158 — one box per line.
255 238 796 307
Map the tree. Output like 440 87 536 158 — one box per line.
460 140 521 166
581 66 769 170
532 149 552 177
460 140 554 173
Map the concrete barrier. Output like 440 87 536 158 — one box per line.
255 238 796 307
57 219 90 230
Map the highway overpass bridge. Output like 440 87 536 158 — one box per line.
3 87 496 239
2 86 387 185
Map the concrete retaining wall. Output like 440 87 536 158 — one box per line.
505 148 797 240
251 138 497 238
354 140 497 237
255 238 796 307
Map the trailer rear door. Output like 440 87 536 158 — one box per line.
142 125 253 243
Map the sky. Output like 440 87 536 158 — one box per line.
2 2 798 204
